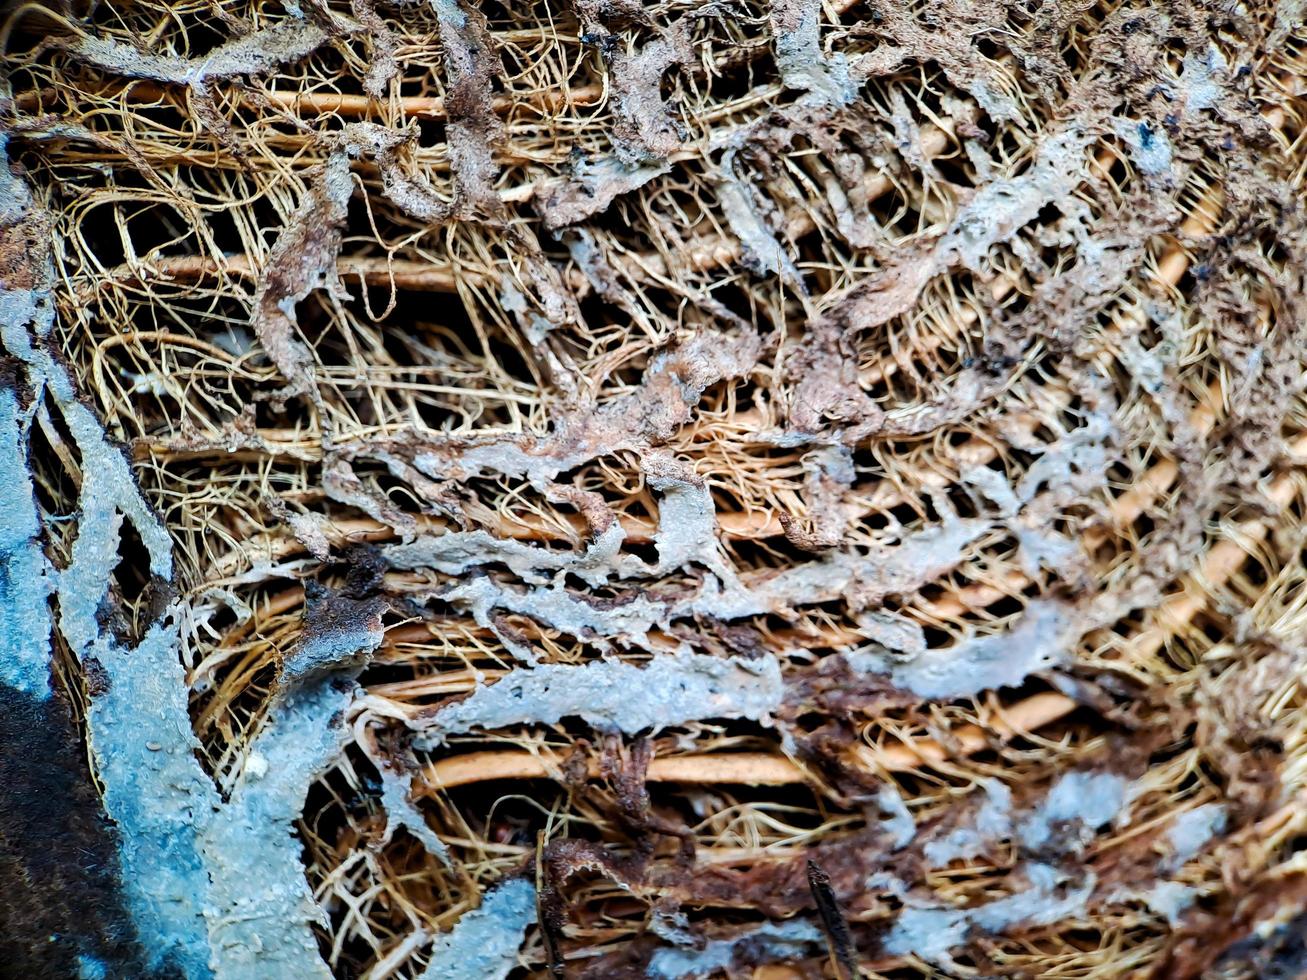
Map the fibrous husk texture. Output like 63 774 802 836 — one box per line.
2 0 1306 978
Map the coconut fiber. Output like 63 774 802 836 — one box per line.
1 0 1306 977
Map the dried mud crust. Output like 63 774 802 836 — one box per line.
1 0 1306 978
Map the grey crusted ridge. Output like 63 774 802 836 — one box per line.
1165 803 1227 870
849 600 1079 699
2 136 375 978
1017 770 1131 853
84 623 219 978
883 863 1095 971
3 137 211 972
417 878 536 980
772 0 856 107
0 385 54 699
920 770 1132 872
376 765 452 865
415 505 989 661
924 779 1013 868
68 18 328 86
417 650 783 746
201 678 360 980
647 919 821 980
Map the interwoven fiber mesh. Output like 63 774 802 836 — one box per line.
2 0 1306 977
